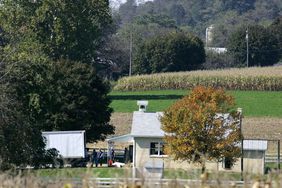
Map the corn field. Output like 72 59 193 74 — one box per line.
113 67 282 91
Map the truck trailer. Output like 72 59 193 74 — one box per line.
42 130 88 167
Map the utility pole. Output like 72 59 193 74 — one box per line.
129 32 133 76
246 28 249 67
205 27 209 48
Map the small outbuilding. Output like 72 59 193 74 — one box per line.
242 139 268 174
107 101 165 169
107 101 268 175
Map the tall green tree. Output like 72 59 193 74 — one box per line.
0 0 115 169
0 38 114 170
134 31 205 74
1 42 114 143
0 0 114 140
0 0 112 64
0 104 46 170
0 88 61 170
35 0 112 63
161 86 242 172
0 35 51 169
227 24 279 67
47 60 114 141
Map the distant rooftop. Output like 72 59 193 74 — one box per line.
205 47 227 54
110 0 154 9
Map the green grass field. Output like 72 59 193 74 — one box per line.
32 167 242 180
109 90 282 117
32 167 129 178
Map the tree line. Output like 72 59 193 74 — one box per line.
108 0 282 75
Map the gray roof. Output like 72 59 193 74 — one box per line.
106 134 133 143
243 140 268 151
131 111 164 137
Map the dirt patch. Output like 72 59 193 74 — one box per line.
243 117 282 140
87 113 132 149
110 112 132 136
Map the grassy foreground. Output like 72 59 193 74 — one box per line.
109 90 282 117
32 167 128 178
32 167 242 180
1 168 280 188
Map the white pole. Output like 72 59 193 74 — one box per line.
237 107 243 180
206 27 209 48
129 32 132 76
246 28 249 67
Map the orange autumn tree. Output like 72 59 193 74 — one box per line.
161 86 242 172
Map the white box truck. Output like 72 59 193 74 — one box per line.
42 130 88 167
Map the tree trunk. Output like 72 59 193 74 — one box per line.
201 163 206 174
200 162 208 185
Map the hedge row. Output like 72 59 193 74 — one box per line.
113 66 282 91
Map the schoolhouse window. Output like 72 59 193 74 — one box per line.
150 142 165 156
150 142 158 155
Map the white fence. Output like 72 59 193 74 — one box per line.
45 178 246 188
265 154 280 163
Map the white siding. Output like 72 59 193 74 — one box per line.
135 137 164 168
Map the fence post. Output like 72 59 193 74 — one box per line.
278 140 280 171
237 108 243 181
